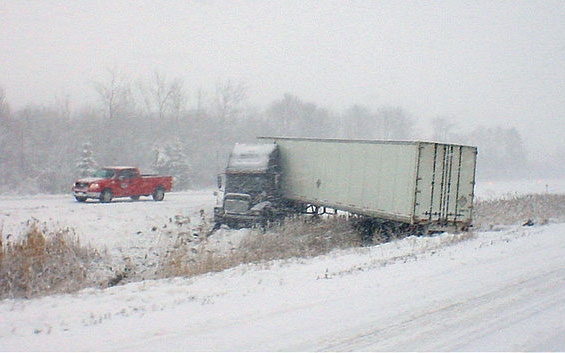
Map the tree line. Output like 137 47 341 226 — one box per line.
0 69 531 194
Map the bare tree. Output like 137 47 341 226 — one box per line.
93 67 133 121
374 106 414 140
431 117 458 142
168 79 186 125
341 104 374 139
55 94 72 123
265 93 296 134
265 93 329 137
462 126 528 179
212 79 248 151
0 87 10 119
140 70 186 122
214 79 247 123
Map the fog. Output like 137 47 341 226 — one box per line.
1 1 564 166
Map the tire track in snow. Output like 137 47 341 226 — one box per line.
320 267 565 351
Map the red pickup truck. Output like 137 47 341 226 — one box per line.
72 167 173 203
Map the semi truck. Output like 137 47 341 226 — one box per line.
213 137 477 234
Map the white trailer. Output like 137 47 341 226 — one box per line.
258 137 477 232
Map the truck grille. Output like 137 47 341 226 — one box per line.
225 199 249 214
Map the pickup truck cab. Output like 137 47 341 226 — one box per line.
72 167 173 203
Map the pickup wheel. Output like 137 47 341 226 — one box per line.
130 195 140 201
75 196 87 202
100 189 113 203
152 187 165 201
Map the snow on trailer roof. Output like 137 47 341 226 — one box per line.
227 143 278 172
101 166 138 170
258 136 477 149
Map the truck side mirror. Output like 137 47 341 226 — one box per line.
217 175 222 189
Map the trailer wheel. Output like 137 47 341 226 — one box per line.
100 189 113 203
152 187 165 201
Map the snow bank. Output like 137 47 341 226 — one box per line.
1 223 564 351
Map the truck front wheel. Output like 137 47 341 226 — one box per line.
100 189 113 203
152 187 165 201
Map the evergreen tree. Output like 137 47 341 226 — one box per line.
153 140 192 190
76 142 98 177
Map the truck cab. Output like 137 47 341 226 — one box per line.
214 143 281 228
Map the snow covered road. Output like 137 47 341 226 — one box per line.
320 226 565 351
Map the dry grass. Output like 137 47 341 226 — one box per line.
157 217 362 278
241 216 362 261
158 248 236 279
473 193 565 230
0 220 109 299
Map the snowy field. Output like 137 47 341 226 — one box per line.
0 179 564 351
474 178 565 200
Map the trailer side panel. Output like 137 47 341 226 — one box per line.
259 137 476 229
267 138 419 223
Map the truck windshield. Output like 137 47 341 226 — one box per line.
225 174 272 196
92 169 116 178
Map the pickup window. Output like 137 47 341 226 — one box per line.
119 169 139 179
93 169 116 178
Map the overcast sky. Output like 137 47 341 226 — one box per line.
1 1 564 157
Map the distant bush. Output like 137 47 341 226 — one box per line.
0 220 110 299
